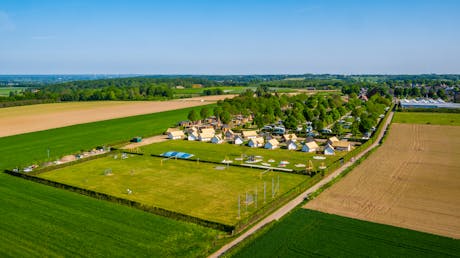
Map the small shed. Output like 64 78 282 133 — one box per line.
332 141 351 151
198 132 213 142
324 144 335 155
130 136 142 143
265 139 280 149
211 135 224 144
233 135 244 145
302 141 319 153
187 132 199 141
283 134 297 142
242 130 258 140
286 140 298 150
327 136 339 145
248 137 264 148
168 131 184 140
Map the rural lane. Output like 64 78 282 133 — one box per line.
210 111 394 258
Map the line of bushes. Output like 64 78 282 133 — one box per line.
3 169 235 233
397 107 460 113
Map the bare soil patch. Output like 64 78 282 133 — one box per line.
305 123 460 239
0 95 234 137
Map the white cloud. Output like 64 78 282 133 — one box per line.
0 11 15 31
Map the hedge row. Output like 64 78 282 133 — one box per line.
4 169 234 233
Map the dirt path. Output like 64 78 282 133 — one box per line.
121 135 169 149
210 112 394 257
0 95 235 138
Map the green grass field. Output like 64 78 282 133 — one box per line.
173 86 252 95
140 140 345 170
0 172 219 257
0 87 29 96
394 112 460 126
0 105 212 169
232 209 460 257
38 155 307 225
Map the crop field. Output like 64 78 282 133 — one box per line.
0 105 214 170
0 87 29 96
38 155 308 225
232 209 460 257
393 112 460 126
0 95 228 137
140 140 346 170
305 123 460 238
0 172 219 257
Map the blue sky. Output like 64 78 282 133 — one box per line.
0 0 459 74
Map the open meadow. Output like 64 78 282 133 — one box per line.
0 87 29 96
38 155 308 225
140 140 346 171
0 95 231 137
305 118 460 238
0 172 219 257
231 209 460 257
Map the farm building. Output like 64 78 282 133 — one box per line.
327 136 339 145
224 129 235 140
265 139 280 149
198 132 214 142
248 137 264 148
164 127 180 135
211 135 224 144
283 133 297 142
399 98 460 109
302 141 319 153
200 127 215 135
168 131 185 140
324 144 335 155
332 141 351 151
187 132 199 141
286 140 298 150
233 135 244 145
242 130 258 140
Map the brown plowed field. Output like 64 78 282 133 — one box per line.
0 95 235 137
305 123 460 239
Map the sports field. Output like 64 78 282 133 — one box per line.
305 121 460 238
0 95 231 137
140 140 346 170
38 155 308 225
393 112 460 126
0 172 219 257
232 209 460 257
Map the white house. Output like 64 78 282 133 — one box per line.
211 135 224 144
233 135 244 145
286 140 298 150
332 141 351 151
327 136 339 145
198 132 213 142
282 133 297 142
265 139 280 149
248 137 264 148
302 141 319 153
187 132 199 141
242 130 258 140
324 144 335 155
168 131 185 140
201 127 215 135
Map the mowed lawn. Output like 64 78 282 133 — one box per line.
393 112 460 126
141 140 345 170
38 155 308 225
0 173 219 257
0 105 211 169
232 209 460 258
